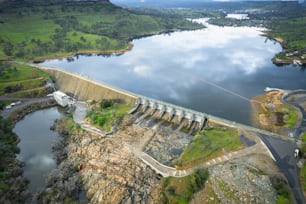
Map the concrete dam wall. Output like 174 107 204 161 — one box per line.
31 64 294 141
37 65 137 105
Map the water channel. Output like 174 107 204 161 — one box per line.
41 21 306 125
13 107 64 192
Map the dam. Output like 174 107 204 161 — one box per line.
29 63 305 203
129 97 209 131
31 63 295 140
36 64 210 131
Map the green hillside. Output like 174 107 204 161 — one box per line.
0 1 203 61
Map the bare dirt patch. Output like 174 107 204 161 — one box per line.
250 90 298 134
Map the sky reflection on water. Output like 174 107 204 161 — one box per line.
41 23 306 125
14 107 63 192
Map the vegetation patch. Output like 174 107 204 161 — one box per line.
160 168 209 204
270 175 293 204
267 17 306 63
86 99 131 132
176 127 242 169
0 1 203 61
0 116 29 202
251 91 298 133
0 62 52 97
301 162 306 198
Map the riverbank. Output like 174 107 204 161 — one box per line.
250 89 301 136
0 116 30 204
0 98 59 203
30 43 134 63
4 98 56 123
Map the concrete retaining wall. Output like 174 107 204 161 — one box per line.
37 65 137 105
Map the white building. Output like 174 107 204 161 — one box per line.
53 91 74 107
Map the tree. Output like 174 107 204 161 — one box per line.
3 42 14 56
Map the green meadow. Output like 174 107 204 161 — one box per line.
0 62 51 97
176 127 243 169
0 1 203 61
160 168 209 204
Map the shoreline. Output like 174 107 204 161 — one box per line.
17 27 205 63
0 99 59 203
263 34 306 67
250 89 304 137
29 43 134 64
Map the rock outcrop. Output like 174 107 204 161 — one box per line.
40 117 161 203
191 154 281 204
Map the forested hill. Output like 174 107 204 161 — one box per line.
0 0 203 61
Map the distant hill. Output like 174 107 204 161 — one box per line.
0 0 109 4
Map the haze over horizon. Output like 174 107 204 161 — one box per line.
111 0 304 7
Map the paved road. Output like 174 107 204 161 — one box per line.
259 134 305 204
0 96 54 118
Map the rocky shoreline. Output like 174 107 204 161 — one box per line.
0 99 58 204
37 118 86 203
38 116 161 203
1 97 297 203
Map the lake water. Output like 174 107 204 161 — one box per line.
13 107 64 192
41 21 306 125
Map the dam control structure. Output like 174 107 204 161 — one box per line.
27 63 303 204
32 63 296 140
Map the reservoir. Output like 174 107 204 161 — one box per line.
41 22 306 125
13 107 64 192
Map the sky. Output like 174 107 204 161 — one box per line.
111 0 304 7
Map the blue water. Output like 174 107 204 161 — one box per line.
14 107 64 192
41 22 306 125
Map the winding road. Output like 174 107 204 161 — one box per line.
259 134 305 204
0 96 54 118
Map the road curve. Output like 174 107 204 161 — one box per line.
259 134 305 204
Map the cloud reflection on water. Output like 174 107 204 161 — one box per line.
41 23 305 124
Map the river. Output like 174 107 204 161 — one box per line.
13 107 64 193
41 21 306 125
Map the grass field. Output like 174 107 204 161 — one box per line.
87 99 131 132
268 17 306 50
160 168 209 204
0 62 51 97
0 1 203 61
176 127 242 169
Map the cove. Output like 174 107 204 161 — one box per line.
41 22 306 125
13 107 64 193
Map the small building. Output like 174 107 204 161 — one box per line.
53 91 74 107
